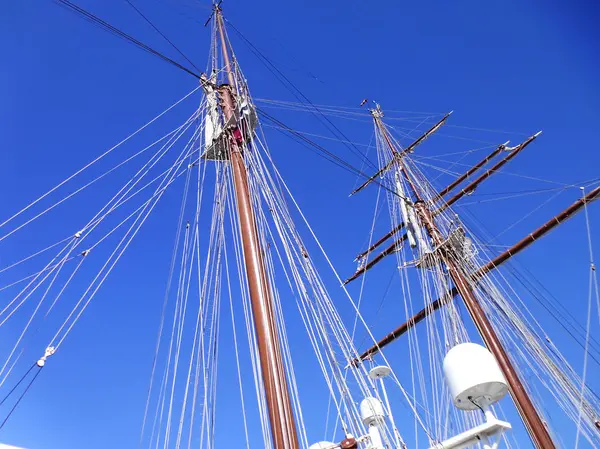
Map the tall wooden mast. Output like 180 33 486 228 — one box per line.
214 8 300 449
372 112 556 449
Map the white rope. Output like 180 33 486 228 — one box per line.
49 127 200 350
0 109 200 244
0 239 77 385
0 236 73 275
256 133 434 439
0 86 200 233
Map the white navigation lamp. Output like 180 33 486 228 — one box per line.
368 365 404 449
428 343 512 449
360 397 386 449
308 368 397 449
307 397 388 449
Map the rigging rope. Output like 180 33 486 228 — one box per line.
224 18 378 171
0 366 42 431
574 186 599 449
0 85 200 239
53 0 201 79
124 0 201 73
257 108 401 198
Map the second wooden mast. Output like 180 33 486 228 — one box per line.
372 110 556 449
215 8 300 449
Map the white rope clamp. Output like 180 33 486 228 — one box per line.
37 346 56 367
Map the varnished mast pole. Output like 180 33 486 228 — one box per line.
374 116 555 449
215 10 300 449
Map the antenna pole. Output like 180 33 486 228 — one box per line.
374 115 555 449
215 9 300 449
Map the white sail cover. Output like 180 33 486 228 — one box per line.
201 72 227 160
200 73 258 160
238 95 258 134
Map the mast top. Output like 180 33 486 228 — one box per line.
204 0 223 27
369 102 384 118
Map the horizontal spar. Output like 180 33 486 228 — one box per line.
354 222 405 261
352 184 600 363
431 141 508 202
344 234 409 285
436 132 541 214
350 112 452 196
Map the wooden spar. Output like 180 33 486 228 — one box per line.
354 222 405 261
215 9 300 449
351 286 458 365
354 185 600 360
350 112 452 196
344 233 408 284
436 131 542 214
396 111 452 157
431 142 507 202
350 157 396 196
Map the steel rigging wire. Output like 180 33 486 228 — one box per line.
53 0 202 79
123 0 202 73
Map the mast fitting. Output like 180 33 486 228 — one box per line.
37 346 56 367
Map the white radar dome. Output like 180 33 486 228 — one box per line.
443 343 508 410
309 442 336 449
360 397 385 426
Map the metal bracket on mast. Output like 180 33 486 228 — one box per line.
369 102 384 118
36 346 56 368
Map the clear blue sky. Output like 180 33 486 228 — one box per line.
0 0 599 448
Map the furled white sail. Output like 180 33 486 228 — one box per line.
201 72 227 160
